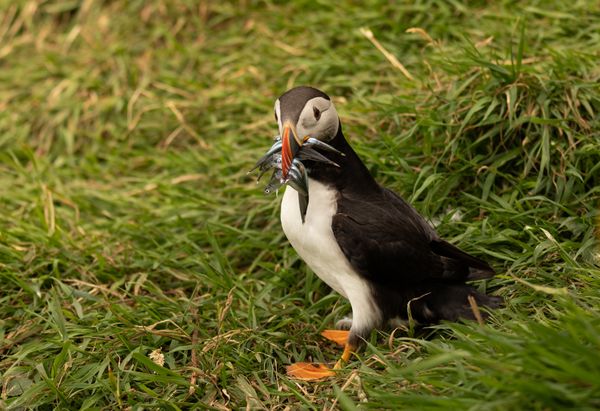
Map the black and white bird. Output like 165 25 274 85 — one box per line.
263 86 501 380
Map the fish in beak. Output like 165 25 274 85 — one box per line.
251 132 343 223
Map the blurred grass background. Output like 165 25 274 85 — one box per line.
1 0 599 409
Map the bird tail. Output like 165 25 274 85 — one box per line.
467 266 496 281
411 285 502 323
432 239 496 281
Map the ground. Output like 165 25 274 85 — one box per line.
0 1 599 409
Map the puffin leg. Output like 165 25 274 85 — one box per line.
334 342 356 369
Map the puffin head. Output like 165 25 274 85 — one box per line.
274 86 340 178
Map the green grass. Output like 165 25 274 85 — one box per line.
1 0 599 409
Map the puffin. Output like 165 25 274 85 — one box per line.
260 86 501 380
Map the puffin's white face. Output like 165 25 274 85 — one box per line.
274 86 340 178
274 96 339 142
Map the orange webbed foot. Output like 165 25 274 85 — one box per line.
286 362 335 380
320 329 349 346
286 342 357 380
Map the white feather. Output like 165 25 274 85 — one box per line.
280 181 381 333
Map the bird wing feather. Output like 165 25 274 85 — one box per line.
331 187 494 287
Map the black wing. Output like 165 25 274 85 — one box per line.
332 187 494 287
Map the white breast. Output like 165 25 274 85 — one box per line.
280 180 381 332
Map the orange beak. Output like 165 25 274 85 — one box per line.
281 123 302 179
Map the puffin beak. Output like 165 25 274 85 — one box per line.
281 122 303 179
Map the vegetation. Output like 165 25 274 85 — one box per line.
1 1 599 409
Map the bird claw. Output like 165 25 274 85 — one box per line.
335 316 353 330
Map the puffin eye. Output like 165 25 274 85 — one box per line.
274 111 278 122
313 106 321 121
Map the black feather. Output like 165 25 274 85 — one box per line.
304 125 501 325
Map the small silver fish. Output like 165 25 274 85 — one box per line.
251 137 341 223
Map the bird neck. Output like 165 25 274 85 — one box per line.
306 124 378 194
